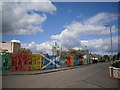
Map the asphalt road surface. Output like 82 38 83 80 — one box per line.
2 62 119 88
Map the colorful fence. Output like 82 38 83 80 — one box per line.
80 58 84 65
74 56 79 66
66 56 70 67
60 55 66 68
84 58 89 65
11 53 30 71
42 54 53 69
92 59 98 64
1 53 92 71
42 55 61 69
89 58 93 64
1 53 12 71
29 54 42 70
70 56 74 67
54 55 61 69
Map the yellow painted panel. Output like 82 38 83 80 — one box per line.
89 58 92 64
29 54 42 70
70 56 74 66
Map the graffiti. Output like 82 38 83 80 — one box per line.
0 53 93 71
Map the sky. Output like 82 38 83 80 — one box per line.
2 1 119 55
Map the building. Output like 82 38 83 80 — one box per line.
89 53 103 61
0 42 21 53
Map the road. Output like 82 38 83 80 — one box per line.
2 62 119 88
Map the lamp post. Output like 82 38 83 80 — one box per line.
85 46 89 64
104 24 113 63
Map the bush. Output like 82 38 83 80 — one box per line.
112 60 120 68
16 48 32 53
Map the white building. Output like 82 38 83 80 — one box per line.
0 42 21 53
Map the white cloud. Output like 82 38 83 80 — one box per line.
51 12 118 51
21 41 54 54
2 0 56 35
80 36 118 54
84 12 118 25
9 12 118 55
36 42 53 54
19 35 118 55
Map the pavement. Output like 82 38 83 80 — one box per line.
2 62 119 88
2 64 90 76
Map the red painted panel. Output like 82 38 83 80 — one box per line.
66 56 70 67
11 53 30 71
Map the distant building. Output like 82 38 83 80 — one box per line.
89 53 103 61
0 42 21 53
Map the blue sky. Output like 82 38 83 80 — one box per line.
2 2 119 54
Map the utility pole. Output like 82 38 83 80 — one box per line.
85 46 89 64
110 27 113 62
104 24 113 63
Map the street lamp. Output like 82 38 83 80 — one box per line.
85 46 89 64
104 24 113 63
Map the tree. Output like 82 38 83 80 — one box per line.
17 48 32 53
56 49 84 58
117 53 120 60
113 54 117 61
103 55 109 61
